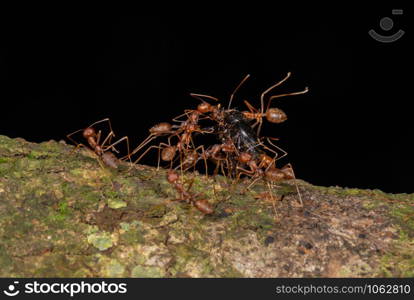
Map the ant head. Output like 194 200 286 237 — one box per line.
83 127 96 139
238 152 252 163
197 102 212 114
188 111 200 123
259 153 272 162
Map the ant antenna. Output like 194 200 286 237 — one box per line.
266 87 309 111
228 74 250 109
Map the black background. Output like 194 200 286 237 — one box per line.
0 10 411 193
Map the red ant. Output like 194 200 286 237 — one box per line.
166 170 214 214
240 72 309 136
127 104 213 172
234 137 303 206
66 118 130 169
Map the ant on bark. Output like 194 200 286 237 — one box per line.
66 118 131 169
167 170 214 215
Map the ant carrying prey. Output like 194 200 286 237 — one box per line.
126 72 308 212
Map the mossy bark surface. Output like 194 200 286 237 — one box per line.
0 135 413 277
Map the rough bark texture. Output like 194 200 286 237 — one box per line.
0 135 413 277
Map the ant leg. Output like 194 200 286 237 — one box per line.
68 143 87 155
171 109 204 123
133 144 163 165
228 74 250 109
97 130 118 154
243 100 263 131
255 137 287 168
103 136 132 164
89 118 117 145
213 161 220 176
236 166 255 178
87 118 114 135
96 130 102 146
256 72 293 135
267 87 309 111
265 137 288 161
266 182 280 220
260 72 292 115
282 163 303 207
236 166 260 193
124 134 157 160
220 159 228 178
256 121 265 137
99 131 117 153
66 128 85 147
193 145 209 177
246 176 262 190
244 99 259 113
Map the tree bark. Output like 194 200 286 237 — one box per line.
0 135 412 277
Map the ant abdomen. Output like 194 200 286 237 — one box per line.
265 167 287 182
150 122 172 135
102 152 119 169
266 108 287 123
193 199 214 214
161 146 177 161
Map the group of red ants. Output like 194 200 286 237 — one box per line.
67 73 309 215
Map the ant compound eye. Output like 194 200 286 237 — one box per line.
266 108 287 123
83 127 95 138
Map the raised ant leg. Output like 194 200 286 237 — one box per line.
87 118 119 152
256 72 292 135
228 74 250 109
264 137 287 161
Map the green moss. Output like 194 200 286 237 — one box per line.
106 260 126 277
108 199 127 209
87 231 114 251
0 157 10 163
1 134 414 278
131 265 165 278
377 230 414 277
